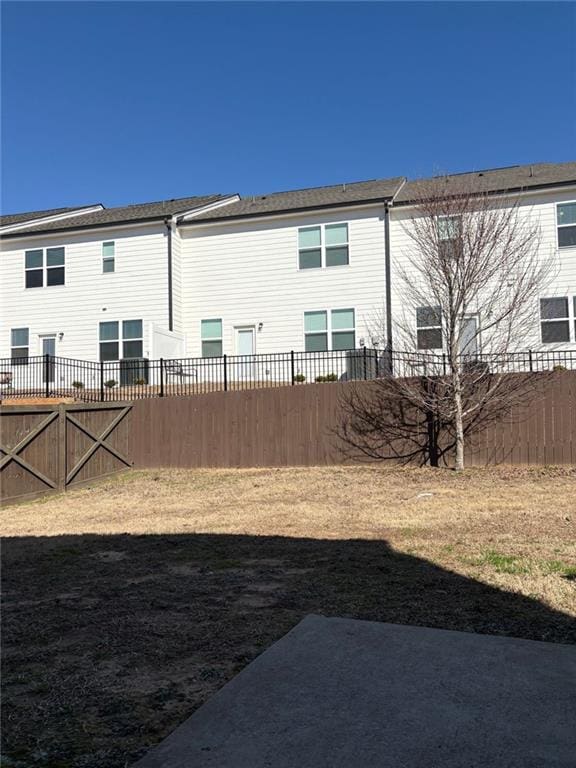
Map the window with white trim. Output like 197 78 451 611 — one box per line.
298 223 349 269
438 216 461 260
11 328 29 365
201 319 223 357
25 247 65 288
540 298 570 343
99 319 143 361
416 306 442 349
304 308 355 352
557 203 576 248
102 241 115 273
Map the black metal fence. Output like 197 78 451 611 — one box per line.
1 348 575 402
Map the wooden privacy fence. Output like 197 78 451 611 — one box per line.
130 372 576 469
0 403 133 505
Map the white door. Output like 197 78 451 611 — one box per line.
40 335 57 382
234 327 256 382
459 317 478 357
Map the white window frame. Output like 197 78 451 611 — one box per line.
556 202 576 250
297 222 350 271
10 327 29 365
303 307 356 352
416 306 443 351
201 318 223 358
98 319 143 362
540 297 572 345
102 241 115 273
24 246 66 289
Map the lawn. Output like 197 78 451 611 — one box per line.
2 466 575 768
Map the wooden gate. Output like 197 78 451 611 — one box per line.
0 403 133 506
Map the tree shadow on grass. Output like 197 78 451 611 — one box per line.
2 531 575 768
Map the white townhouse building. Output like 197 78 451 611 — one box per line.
1 161 575 386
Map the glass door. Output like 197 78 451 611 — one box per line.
41 335 56 382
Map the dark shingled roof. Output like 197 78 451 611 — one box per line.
183 177 406 224
0 205 99 227
395 162 576 204
1 194 225 237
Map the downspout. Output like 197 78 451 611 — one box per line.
384 201 393 352
164 217 173 332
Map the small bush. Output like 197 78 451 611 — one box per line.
315 375 326 383
553 365 566 372
104 379 117 389
315 373 338 383
72 380 85 389
134 378 147 386
293 374 306 383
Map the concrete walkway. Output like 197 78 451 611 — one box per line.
135 615 576 767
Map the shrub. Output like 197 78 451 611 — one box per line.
325 373 338 382
72 380 85 389
104 379 117 389
315 375 326 383
293 374 306 383
553 365 566 372
134 378 147 386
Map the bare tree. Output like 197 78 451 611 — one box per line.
342 174 556 471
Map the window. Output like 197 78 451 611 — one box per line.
416 306 442 349
540 298 570 343
304 308 356 352
331 308 355 350
102 242 115 273
557 203 576 248
438 216 461 260
99 319 143 361
304 311 328 351
298 223 349 269
201 319 223 357
25 247 65 288
11 328 29 365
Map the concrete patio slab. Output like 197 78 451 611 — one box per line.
135 615 576 768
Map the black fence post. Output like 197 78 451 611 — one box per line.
374 349 379 379
290 351 295 384
528 349 533 373
45 354 50 398
160 358 165 397
363 345 367 380
99 360 104 402
223 354 228 392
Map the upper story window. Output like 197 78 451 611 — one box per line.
102 242 115 273
416 306 442 349
557 203 576 248
25 247 65 288
99 319 143 361
201 319 223 357
437 216 461 259
540 297 570 343
298 223 349 270
304 308 355 352
11 327 29 365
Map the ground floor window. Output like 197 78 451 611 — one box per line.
99 320 143 361
304 308 355 352
540 298 571 344
11 327 29 364
201 318 223 357
416 306 442 350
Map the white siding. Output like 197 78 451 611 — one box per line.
388 187 576 352
179 205 388 356
0 224 170 361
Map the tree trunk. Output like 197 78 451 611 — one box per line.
452 363 465 471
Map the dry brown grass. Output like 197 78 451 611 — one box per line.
2 466 575 767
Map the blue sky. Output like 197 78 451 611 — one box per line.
1 1 575 213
